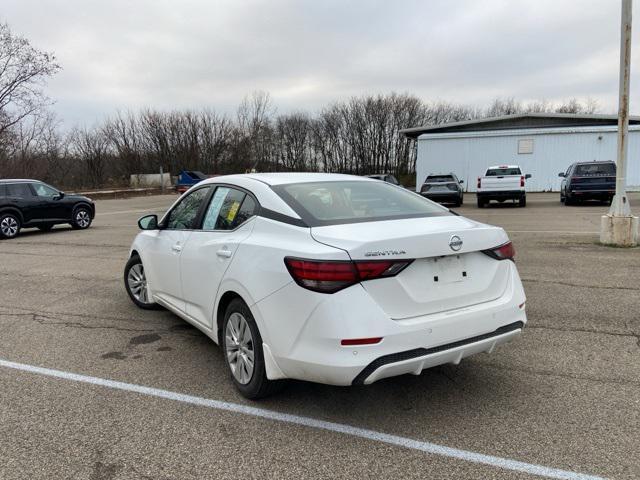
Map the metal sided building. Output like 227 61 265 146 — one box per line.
401 113 640 192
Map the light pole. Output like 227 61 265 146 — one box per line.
601 0 639 246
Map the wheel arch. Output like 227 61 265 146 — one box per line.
216 290 245 344
0 207 24 224
72 201 94 217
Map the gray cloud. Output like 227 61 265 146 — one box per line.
2 0 637 126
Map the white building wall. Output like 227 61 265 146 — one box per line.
416 126 640 192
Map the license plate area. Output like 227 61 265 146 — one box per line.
433 255 466 284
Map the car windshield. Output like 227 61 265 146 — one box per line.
272 181 450 226
486 167 521 176
574 163 616 176
426 175 455 182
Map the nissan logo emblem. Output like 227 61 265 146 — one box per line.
449 235 463 251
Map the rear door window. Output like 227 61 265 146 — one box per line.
6 183 32 198
202 187 257 231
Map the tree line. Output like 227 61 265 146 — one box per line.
0 23 599 189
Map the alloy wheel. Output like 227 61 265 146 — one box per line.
0 216 19 238
76 210 91 228
225 312 255 385
127 263 150 304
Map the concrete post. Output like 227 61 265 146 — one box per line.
601 0 639 247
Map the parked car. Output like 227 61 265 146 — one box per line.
124 173 527 399
0 179 95 239
175 170 209 194
419 173 464 207
477 165 531 208
366 174 400 185
559 161 616 205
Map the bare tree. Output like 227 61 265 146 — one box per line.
236 90 275 171
70 127 109 188
0 23 61 136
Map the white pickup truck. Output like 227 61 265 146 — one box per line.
476 165 531 208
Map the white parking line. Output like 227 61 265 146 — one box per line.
0 358 605 480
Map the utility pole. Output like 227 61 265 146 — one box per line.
601 0 639 246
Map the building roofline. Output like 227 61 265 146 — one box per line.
400 112 640 138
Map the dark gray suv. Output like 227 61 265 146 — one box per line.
419 173 464 207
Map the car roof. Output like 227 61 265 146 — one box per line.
487 165 520 169
200 172 373 187
0 179 39 184
572 160 615 165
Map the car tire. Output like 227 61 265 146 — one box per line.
124 254 160 310
71 206 92 230
222 298 285 400
38 224 54 232
0 213 21 239
477 198 484 208
519 196 527 208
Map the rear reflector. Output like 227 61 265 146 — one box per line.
341 337 383 346
482 241 515 261
284 257 413 293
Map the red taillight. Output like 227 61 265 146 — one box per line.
482 241 515 261
284 257 412 293
477 177 481 189
520 176 525 187
341 337 383 346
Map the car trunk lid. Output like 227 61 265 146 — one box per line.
311 216 511 319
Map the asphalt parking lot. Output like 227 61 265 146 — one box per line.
0 192 638 480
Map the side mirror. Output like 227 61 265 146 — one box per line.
459 179 464 184
525 174 532 179
138 214 158 230
558 172 566 177
55 191 65 200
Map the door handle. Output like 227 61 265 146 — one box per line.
216 249 232 258
171 244 182 253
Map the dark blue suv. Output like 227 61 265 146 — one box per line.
559 161 616 205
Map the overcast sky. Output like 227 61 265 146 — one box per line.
3 0 640 127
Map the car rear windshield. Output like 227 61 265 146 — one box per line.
486 167 521 176
272 181 451 227
574 163 616 176
426 175 455 182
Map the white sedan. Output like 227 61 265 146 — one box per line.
125 173 527 398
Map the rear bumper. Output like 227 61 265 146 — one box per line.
253 262 527 386
569 188 614 197
353 321 522 384
477 190 524 200
421 192 461 203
